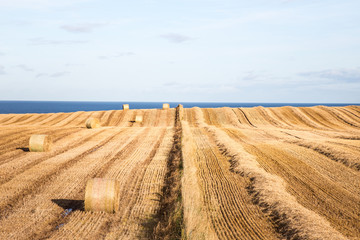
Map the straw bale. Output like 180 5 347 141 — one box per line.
29 134 52 152
135 115 143 123
84 178 120 213
163 103 170 110
123 104 129 110
86 118 101 129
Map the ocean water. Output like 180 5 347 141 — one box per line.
0 101 358 114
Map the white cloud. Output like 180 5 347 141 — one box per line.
29 38 88 45
35 71 70 78
160 33 193 43
15 64 34 72
300 68 360 82
61 23 107 33
50 71 70 78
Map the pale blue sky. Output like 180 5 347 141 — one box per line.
0 0 359 102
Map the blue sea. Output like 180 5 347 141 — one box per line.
0 101 358 114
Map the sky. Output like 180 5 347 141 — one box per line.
0 0 359 103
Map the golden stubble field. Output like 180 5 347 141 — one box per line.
0 105 359 239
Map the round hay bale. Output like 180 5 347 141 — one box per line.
29 134 52 152
86 118 101 129
84 178 120 213
122 104 129 110
162 103 170 110
135 115 143 123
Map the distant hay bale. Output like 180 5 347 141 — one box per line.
84 178 120 213
135 115 143 123
163 103 170 110
123 104 129 110
29 134 52 152
85 118 101 129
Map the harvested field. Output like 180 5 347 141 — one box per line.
0 106 359 239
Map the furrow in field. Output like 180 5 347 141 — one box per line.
0 114 17 124
157 108 172 127
260 107 295 128
0 126 81 164
39 111 92 127
164 107 176 127
184 108 197 127
50 127 170 239
0 126 66 154
96 110 107 120
141 109 156 127
216 111 359 238
243 142 360 239
104 128 171 239
11 113 47 125
117 110 135 127
1 114 34 125
191 107 348 239
42 112 78 126
251 107 288 128
0 127 87 183
297 107 342 130
181 121 217 239
101 110 116 126
291 140 360 171
228 109 252 127
318 106 360 129
59 111 94 127
282 106 329 129
203 108 232 127
345 105 360 116
237 108 257 127
0 126 47 146
250 126 360 171
202 108 218 126
336 107 360 121
184 108 280 239
156 109 168 127
0 128 117 217
51 111 84 127
0 125 74 149
106 110 123 126
0 127 143 240
34 112 70 126
215 107 241 128
186 125 279 239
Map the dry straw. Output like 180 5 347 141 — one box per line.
29 134 52 152
163 103 170 110
123 104 129 110
135 115 143 123
85 118 101 129
192 107 347 240
84 178 120 213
